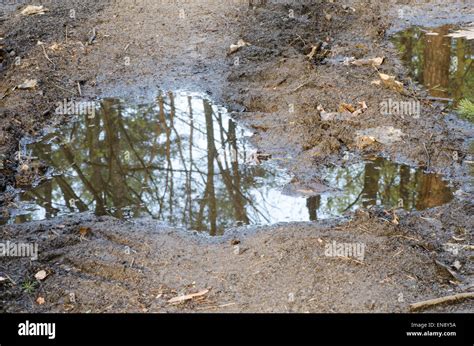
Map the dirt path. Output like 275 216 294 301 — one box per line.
0 0 473 313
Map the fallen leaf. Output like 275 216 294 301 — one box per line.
18 79 38 89
324 10 332 21
79 227 91 237
229 39 250 54
34 270 48 281
377 73 404 93
338 103 356 113
49 43 61 51
355 135 376 149
36 296 45 305
392 212 399 225
351 101 368 116
356 126 405 145
0 276 6 282
167 289 210 304
21 5 48 16
306 44 321 60
319 101 368 121
351 56 384 66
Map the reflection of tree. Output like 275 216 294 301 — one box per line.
20 92 455 231
392 25 473 105
362 159 381 207
415 171 453 210
306 196 321 221
423 26 451 98
23 93 276 234
318 158 453 216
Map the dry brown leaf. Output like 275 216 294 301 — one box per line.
351 56 384 66
338 103 356 113
34 270 48 281
49 43 61 51
355 135 376 149
36 296 45 305
320 101 368 121
377 73 404 93
167 289 209 304
79 227 91 237
323 10 332 21
306 45 320 60
21 5 48 16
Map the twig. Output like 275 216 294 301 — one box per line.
51 81 76 95
409 292 474 311
77 81 82 97
5 274 17 285
41 44 55 67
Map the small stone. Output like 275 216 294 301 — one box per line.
34 270 48 281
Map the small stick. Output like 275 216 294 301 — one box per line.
409 292 474 311
77 81 82 97
41 44 55 67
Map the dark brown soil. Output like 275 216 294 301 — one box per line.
0 0 473 313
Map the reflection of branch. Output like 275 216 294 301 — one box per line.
59 144 106 206
342 188 364 212
33 147 88 212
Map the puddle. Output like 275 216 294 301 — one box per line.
2 92 454 234
391 24 473 110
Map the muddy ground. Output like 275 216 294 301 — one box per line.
0 0 473 312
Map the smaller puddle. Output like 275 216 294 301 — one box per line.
391 24 473 110
1 92 454 234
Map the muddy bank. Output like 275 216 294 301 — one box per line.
1 199 473 313
0 0 473 313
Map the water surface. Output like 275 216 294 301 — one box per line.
2 92 454 234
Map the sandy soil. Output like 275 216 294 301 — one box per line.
0 0 473 313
